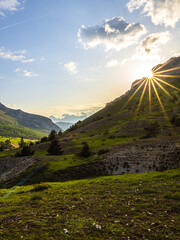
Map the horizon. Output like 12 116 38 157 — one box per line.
0 0 180 118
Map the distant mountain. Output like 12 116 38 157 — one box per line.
0 103 60 139
50 113 90 124
55 122 73 131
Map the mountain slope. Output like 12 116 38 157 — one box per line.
66 56 180 138
0 103 60 139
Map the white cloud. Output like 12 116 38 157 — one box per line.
0 47 35 63
14 67 20 72
64 61 78 75
21 58 35 63
23 70 39 78
135 31 171 58
122 31 171 64
40 57 45 61
127 0 180 28
0 47 25 61
14 68 39 77
78 16 147 51
106 59 119 67
51 102 105 117
0 0 22 16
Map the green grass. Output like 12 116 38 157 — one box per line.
0 169 179 239
0 149 18 157
0 136 35 145
48 154 95 171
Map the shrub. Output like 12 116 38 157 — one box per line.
15 145 34 157
0 144 5 152
98 148 110 155
40 136 48 143
32 183 50 192
144 121 160 138
109 135 116 139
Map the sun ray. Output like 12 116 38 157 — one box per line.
155 74 180 78
151 80 168 118
149 79 152 113
135 79 148 117
153 60 172 73
153 78 173 99
154 67 180 75
131 78 145 88
122 79 145 109
154 76 180 91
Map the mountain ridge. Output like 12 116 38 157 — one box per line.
0 103 60 139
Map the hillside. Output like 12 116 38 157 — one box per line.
0 103 60 139
66 56 180 138
0 169 179 240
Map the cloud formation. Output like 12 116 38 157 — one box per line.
0 47 34 63
106 59 119 67
78 16 147 51
21 58 34 63
136 31 171 57
52 102 105 118
64 61 78 75
127 0 180 28
14 68 39 77
23 70 38 78
0 0 22 16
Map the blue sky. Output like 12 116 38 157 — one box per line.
0 0 180 118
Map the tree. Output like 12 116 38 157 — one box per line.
79 142 91 158
0 144 5 152
40 136 48 143
48 130 57 141
15 145 34 157
19 137 25 148
47 139 63 155
58 130 63 136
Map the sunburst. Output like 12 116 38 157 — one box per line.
124 64 180 121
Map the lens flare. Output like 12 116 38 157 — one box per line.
124 63 180 125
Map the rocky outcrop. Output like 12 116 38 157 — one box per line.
54 138 180 181
0 156 38 184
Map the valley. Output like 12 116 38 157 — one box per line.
0 56 179 239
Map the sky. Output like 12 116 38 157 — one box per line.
0 0 180 119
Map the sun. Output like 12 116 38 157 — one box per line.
146 69 153 79
123 63 180 121
132 64 154 80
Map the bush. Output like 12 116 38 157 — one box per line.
0 145 5 152
15 145 34 157
32 183 50 192
40 136 48 143
144 121 160 138
47 139 63 155
98 148 110 155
